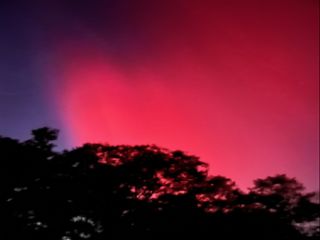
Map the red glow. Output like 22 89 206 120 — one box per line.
47 0 319 190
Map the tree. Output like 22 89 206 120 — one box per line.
25 127 59 158
249 175 318 220
248 174 320 238
0 128 318 240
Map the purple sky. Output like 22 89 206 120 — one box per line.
0 0 319 191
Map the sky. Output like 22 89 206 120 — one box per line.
0 0 319 191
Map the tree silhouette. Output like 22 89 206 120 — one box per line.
0 128 318 240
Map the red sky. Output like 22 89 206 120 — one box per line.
38 0 319 190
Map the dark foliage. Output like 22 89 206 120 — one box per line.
0 128 319 240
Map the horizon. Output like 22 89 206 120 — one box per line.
1 126 318 193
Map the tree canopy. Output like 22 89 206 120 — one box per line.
0 128 319 240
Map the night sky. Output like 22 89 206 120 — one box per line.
0 0 319 191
